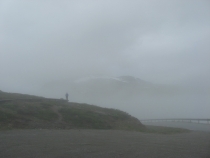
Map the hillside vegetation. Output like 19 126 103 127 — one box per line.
0 90 144 130
0 90 44 100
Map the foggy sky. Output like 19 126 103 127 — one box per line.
1 0 210 92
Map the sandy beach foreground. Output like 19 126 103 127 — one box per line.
0 129 210 158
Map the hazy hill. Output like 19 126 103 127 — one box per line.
39 75 181 100
33 75 209 120
0 90 145 130
0 90 44 100
57 76 181 107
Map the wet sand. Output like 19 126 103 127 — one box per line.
0 129 210 158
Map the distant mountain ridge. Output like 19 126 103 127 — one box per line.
72 75 172 95
74 75 150 84
38 75 181 104
75 76 127 83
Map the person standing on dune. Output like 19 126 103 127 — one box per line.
65 93 69 101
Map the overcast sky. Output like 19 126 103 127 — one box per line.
0 0 210 93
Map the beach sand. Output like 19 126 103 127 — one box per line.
0 129 210 158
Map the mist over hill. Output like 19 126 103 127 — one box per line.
36 75 210 120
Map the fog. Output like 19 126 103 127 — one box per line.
0 0 209 119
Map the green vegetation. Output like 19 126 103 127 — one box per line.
0 110 17 122
0 90 190 134
0 100 144 130
0 90 43 100
0 90 144 130
0 102 58 121
60 108 111 129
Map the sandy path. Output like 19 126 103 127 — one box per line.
51 105 63 123
0 130 210 158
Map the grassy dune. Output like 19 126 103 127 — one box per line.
0 90 144 131
0 90 190 134
0 90 44 100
